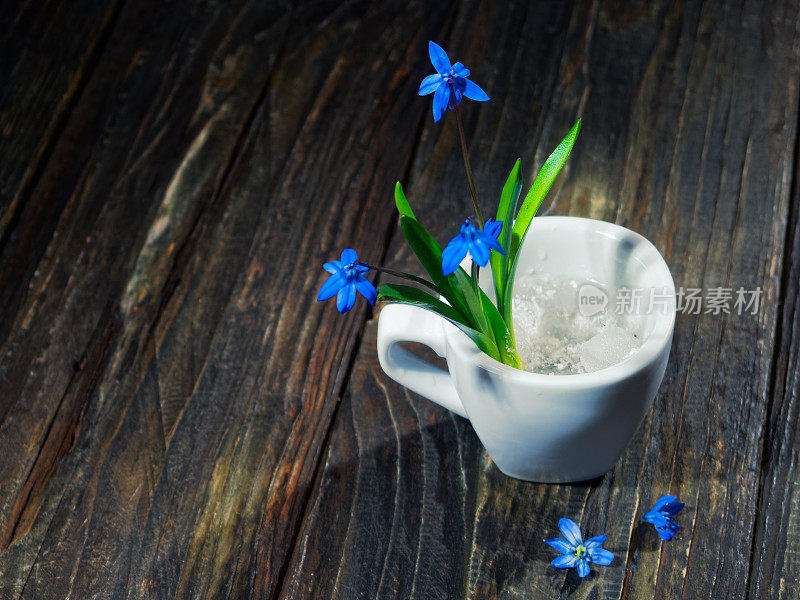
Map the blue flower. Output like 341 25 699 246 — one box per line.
317 249 377 314
418 41 490 122
441 217 504 276
544 518 614 578
483 217 502 239
644 495 685 541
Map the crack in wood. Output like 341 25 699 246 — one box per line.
0 303 122 553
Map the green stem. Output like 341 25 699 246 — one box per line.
357 262 439 294
471 261 480 299
452 93 484 227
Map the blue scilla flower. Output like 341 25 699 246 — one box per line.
418 41 490 122
644 495 685 541
317 249 377 314
441 217 504 276
483 217 502 239
544 518 614 578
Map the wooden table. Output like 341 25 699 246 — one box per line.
1 0 798 598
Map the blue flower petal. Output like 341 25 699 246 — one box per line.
428 41 451 74
354 276 377 305
652 495 677 512
451 62 470 77
576 560 590 578
432 84 451 123
478 230 505 254
663 501 685 516
588 547 614 566
460 220 476 235
644 495 684 541
584 534 607 549
318 272 346 301
468 237 490 267
543 538 573 554
484 218 502 238
462 79 490 101
323 260 343 274
656 522 680 541
449 86 463 108
419 42 489 120
656 529 674 541
340 248 359 264
418 73 442 96
558 518 583 547
644 512 667 528
336 284 357 313
552 554 579 569
442 236 468 275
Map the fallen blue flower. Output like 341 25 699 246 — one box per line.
544 518 614 578
418 41 489 122
441 217 504 276
644 494 685 541
317 249 377 313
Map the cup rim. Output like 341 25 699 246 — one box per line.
443 216 676 388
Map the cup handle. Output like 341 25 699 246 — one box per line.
377 303 467 418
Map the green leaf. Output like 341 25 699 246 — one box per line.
510 119 581 258
378 284 500 361
452 267 490 335
502 250 521 341
490 159 522 316
503 120 581 325
394 182 416 221
398 216 474 326
478 288 523 369
378 283 462 324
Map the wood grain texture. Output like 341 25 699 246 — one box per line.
0 0 799 599
283 1 800 599
0 0 122 235
747 125 800 600
0 0 461 597
0 0 123 343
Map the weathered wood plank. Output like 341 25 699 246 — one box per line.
0 3 307 595
0 0 298 594
0 0 459 598
0 0 122 218
2 0 799 598
0 0 122 317
747 140 800 599
282 2 800 600
0 0 290 546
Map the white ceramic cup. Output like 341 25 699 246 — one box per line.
377 216 675 482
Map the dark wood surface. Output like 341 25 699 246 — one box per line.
1 0 798 598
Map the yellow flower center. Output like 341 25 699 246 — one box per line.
574 545 587 558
